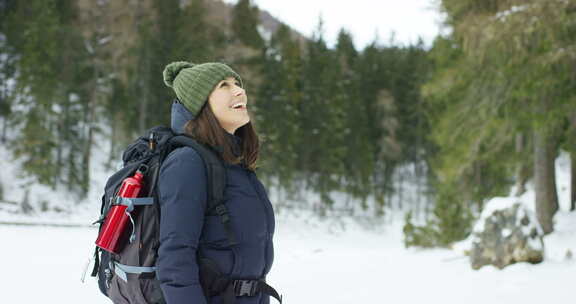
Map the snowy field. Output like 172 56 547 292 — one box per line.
1 210 574 304
1 135 575 303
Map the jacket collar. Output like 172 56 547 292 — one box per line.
227 132 242 157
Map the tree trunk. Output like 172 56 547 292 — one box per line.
474 161 483 211
533 127 559 234
398 169 403 210
135 0 148 135
82 61 98 199
82 118 93 198
569 113 576 212
415 162 422 219
138 78 148 134
0 117 6 143
514 133 530 196
571 151 576 211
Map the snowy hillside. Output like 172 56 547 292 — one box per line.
0 126 113 226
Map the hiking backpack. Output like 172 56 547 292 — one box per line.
89 126 239 303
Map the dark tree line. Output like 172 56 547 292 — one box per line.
1 0 431 224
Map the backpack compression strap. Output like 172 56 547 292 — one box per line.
168 135 238 247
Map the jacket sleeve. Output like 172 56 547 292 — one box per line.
156 147 208 304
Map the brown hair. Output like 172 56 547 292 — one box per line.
184 101 260 171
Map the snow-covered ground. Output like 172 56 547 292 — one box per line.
1 129 575 303
1 209 574 304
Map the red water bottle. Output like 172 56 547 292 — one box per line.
95 169 145 254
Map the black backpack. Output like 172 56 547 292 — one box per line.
88 126 281 304
90 125 232 303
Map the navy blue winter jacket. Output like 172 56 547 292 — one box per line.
156 102 276 304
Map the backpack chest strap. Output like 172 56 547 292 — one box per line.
112 261 156 283
114 197 155 212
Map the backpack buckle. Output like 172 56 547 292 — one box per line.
233 280 257 297
214 204 230 223
214 204 227 214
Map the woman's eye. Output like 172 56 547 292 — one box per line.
220 81 240 88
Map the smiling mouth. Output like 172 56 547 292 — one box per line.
231 102 248 111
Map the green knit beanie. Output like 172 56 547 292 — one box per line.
163 61 243 116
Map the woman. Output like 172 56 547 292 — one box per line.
157 61 280 304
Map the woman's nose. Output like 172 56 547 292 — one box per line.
233 86 245 97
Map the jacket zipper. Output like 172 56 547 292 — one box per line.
244 169 272 277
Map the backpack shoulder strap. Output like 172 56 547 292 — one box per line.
168 135 238 247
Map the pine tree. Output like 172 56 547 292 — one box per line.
231 0 264 50
118 0 218 138
256 23 303 192
298 19 351 206
4 0 95 196
334 29 375 202
0 0 16 143
410 0 576 242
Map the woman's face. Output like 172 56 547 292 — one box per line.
208 76 250 134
